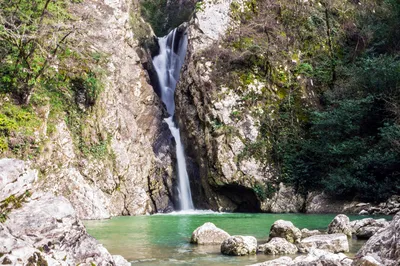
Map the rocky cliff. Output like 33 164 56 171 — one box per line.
31 0 177 219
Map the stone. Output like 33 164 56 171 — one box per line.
113 255 131 266
359 210 369 215
0 158 37 202
221 235 257 256
327 214 352 237
191 222 230 245
301 228 321 239
1 193 126 265
257 237 298 255
354 212 400 266
293 248 352 266
350 218 389 239
298 234 349 253
352 256 383 266
269 183 305 213
248 256 294 266
269 220 302 243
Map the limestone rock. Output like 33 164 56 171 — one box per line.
0 158 37 201
354 212 400 266
269 183 305 213
328 214 352 237
191 222 230 245
350 218 389 239
293 248 352 266
221 235 257 256
301 228 321 239
269 220 302 244
352 256 383 266
257 237 298 255
298 234 349 253
248 256 294 266
0 193 127 265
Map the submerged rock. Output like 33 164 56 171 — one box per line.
298 233 349 253
221 235 257 256
327 214 352 237
354 212 400 266
191 222 230 245
269 220 302 244
257 237 298 255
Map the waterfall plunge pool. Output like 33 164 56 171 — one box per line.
84 212 391 265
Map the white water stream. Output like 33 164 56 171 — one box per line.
152 28 194 210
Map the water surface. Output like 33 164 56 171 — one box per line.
85 212 389 265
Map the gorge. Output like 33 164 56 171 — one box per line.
0 0 400 265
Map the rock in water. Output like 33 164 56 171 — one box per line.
328 214 352 237
298 234 349 253
257 237 298 255
191 222 230 245
221 235 257 256
354 212 400 266
350 218 389 240
269 220 302 243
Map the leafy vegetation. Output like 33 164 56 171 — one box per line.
0 0 106 159
204 0 400 202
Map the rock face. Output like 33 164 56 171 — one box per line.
350 218 389 239
269 220 302 244
0 159 37 202
0 193 128 265
191 222 230 245
220 235 257 256
354 212 400 266
298 234 349 253
257 237 298 255
34 0 176 219
327 214 352 237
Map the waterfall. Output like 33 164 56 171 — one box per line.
152 28 194 210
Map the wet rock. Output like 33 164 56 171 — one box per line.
328 214 352 237
257 237 298 255
269 220 302 244
221 235 257 256
354 212 400 266
298 234 349 253
191 222 230 245
301 228 321 239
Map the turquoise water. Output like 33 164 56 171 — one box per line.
84 212 389 265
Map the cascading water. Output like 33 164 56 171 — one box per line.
152 28 194 210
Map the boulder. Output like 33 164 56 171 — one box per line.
298 234 349 253
293 248 352 266
191 222 230 245
269 220 302 243
0 193 127 265
257 237 298 255
350 218 389 239
327 214 352 237
248 256 294 266
221 235 257 256
354 212 400 266
301 228 321 239
352 256 383 266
